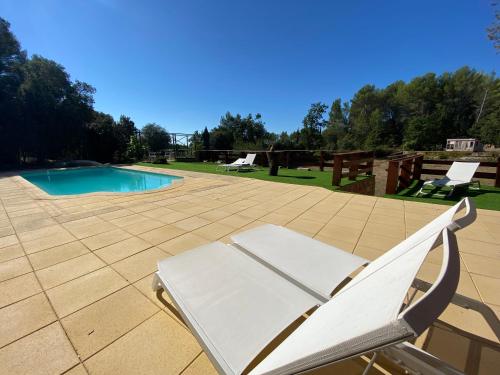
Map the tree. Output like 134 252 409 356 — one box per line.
142 123 171 152
0 17 26 165
300 103 328 149
487 1 499 51
202 127 210 150
126 134 146 161
115 115 137 159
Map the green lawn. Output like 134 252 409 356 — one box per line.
385 180 500 211
137 162 368 190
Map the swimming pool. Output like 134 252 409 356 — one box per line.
21 167 182 195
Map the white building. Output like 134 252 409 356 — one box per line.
445 138 483 152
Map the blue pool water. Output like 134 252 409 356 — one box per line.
21 167 182 195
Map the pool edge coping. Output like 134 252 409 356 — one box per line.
4 165 186 200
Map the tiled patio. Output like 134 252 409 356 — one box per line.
0 165 498 374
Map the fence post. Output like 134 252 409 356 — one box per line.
267 151 279 176
224 151 229 164
386 160 399 194
496 157 500 188
319 151 324 171
399 159 412 189
348 154 359 180
366 158 374 176
332 154 343 186
285 151 290 168
413 155 423 181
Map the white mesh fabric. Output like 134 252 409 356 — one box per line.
250 233 440 375
445 162 479 183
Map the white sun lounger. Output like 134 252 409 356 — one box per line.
217 154 257 172
152 198 475 375
417 162 480 197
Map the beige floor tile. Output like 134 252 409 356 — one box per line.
363 221 405 239
173 216 211 231
97 208 133 221
113 247 169 283
62 286 159 359
286 218 325 236
46 267 127 317
198 209 232 221
0 273 42 308
151 210 193 224
17 224 64 242
139 225 186 245
64 364 88 375
0 322 79 374
438 302 499 343
192 221 236 241
80 228 132 251
94 237 152 264
421 324 471 372
123 217 166 235
36 253 105 290
84 312 201 375
458 238 500 260
356 231 402 252
109 213 147 227
418 263 480 300
63 216 117 239
141 207 176 220
217 214 255 229
182 353 218 375
313 233 357 253
11 216 57 233
0 256 32 282
0 293 56 348
22 230 76 254
260 212 294 226
28 241 89 270
461 253 500 279
353 245 385 261
0 225 15 237
0 234 19 249
472 274 500 306
157 233 210 256
0 243 24 263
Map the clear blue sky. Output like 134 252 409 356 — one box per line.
1 0 498 134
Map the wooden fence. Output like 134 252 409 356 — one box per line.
331 151 374 186
194 149 374 187
386 155 500 194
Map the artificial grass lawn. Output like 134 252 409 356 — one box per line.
385 179 500 211
137 162 368 191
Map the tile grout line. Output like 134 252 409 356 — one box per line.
0 198 88 373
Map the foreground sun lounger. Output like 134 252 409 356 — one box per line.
152 198 475 374
416 161 480 197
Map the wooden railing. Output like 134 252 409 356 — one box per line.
386 155 500 194
331 151 374 186
194 149 374 187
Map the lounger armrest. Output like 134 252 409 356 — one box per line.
450 197 476 231
400 229 460 336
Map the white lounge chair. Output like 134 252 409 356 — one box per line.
217 154 257 172
417 162 480 197
152 198 475 375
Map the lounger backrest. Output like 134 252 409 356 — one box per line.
446 162 480 182
245 153 257 165
250 200 475 375
251 229 460 375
